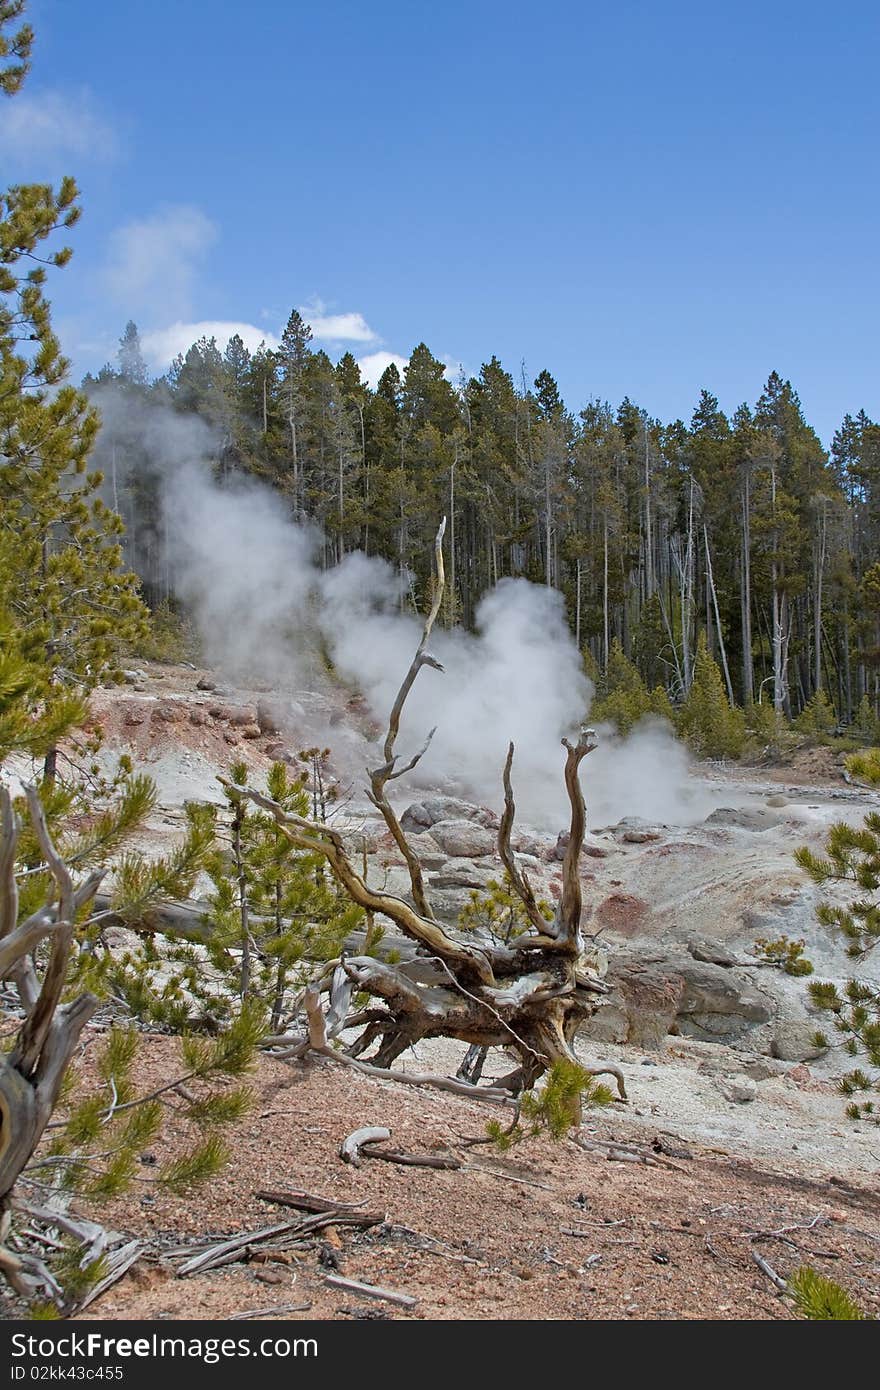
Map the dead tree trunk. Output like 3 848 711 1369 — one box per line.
0 786 103 1296
229 520 621 1101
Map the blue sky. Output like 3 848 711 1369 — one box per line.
4 0 879 442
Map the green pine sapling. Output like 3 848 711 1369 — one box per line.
795 813 880 1120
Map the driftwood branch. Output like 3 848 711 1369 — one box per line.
340 1126 392 1166
324 1273 417 1308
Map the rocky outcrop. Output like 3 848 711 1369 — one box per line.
400 796 499 834
208 702 259 727
704 806 786 832
581 949 775 1051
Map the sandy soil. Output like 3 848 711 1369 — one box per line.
40 1037 880 1323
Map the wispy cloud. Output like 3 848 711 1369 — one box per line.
103 206 216 321
0 87 119 165
357 349 409 387
141 320 280 369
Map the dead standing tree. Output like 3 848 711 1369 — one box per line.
232 520 624 1101
0 786 104 1295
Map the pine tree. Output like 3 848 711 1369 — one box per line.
0 17 148 778
677 632 746 758
202 761 361 1030
117 320 149 386
591 637 653 733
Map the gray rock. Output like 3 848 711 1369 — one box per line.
581 995 629 1045
513 834 545 858
717 1073 758 1103
429 860 493 890
621 828 661 844
400 796 498 832
704 806 782 832
737 1055 784 1081
688 937 738 968
677 960 773 1024
594 959 685 1050
582 839 611 858
429 819 496 858
400 802 432 832
770 1019 827 1063
597 951 775 1049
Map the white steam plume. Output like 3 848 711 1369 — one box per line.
94 389 712 831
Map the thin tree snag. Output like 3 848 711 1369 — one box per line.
367 517 447 921
227 523 626 1104
498 743 549 936
0 785 104 1301
559 729 598 949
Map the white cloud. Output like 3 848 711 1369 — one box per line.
141 320 280 369
103 206 216 320
302 308 378 343
357 350 409 388
0 87 119 164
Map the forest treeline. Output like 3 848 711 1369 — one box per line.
86 315 880 727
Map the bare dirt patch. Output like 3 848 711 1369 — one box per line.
14 1034 873 1324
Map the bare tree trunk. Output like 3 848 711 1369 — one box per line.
704 525 734 705
603 520 609 671
231 800 251 999
740 474 754 704
575 556 582 650
813 500 827 695
644 418 654 600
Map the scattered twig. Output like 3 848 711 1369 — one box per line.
463 1162 555 1191
750 1248 788 1293
177 1208 383 1277
230 1303 312 1320
364 1146 461 1170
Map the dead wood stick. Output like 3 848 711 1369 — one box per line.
177 1210 375 1277
324 1274 417 1308
255 1190 372 1216
340 1126 391 1166
360 1146 462 1171
750 1248 788 1292
314 1046 515 1105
